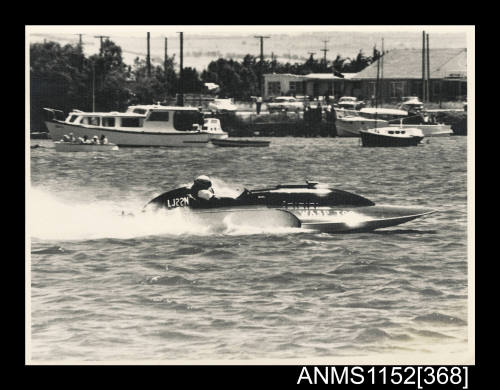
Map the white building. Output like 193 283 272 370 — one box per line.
263 73 357 99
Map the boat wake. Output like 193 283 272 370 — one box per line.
28 187 302 241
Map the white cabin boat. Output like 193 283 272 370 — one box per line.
359 107 409 120
201 117 228 139
336 116 388 137
44 105 210 147
388 123 453 137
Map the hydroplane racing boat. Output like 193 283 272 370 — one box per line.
145 181 436 233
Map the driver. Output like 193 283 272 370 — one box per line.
190 175 215 201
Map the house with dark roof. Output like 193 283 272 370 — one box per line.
350 48 467 102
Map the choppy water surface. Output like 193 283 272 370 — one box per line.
29 137 469 362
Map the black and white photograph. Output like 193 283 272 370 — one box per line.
26 25 474 366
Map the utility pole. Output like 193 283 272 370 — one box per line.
75 34 83 48
381 38 384 80
92 61 96 112
320 40 329 67
380 38 384 105
75 34 84 70
254 35 270 97
177 32 184 106
426 33 430 103
422 31 426 102
94 35 110 56
164 37 168 74
147 32 151 78
164 37 168 99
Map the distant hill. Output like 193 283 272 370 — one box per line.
29 30 467 72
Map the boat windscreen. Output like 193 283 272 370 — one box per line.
173 111 204 131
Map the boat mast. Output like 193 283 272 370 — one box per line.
375 45 380 129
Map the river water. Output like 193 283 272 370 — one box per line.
28 136 470 363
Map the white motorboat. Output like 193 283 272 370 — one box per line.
54 141 119 152
359 107 409 120
44 105 210 147
388 122 453 137
336 116 388 137
200 117 228 140
207 98 238 113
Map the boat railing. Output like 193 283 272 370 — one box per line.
43 107 66 121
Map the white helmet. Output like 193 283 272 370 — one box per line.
194 175 212 188
195 175 210 182
197 189 214 200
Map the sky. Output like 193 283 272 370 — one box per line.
27 26 471 72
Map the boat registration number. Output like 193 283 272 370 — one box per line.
294 209 353 217
166 197 190 208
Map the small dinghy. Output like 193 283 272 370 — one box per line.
211 138 270 147
54 141 119 152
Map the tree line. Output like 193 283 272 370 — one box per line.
30 38 380 131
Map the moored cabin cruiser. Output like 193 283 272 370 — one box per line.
44 105 210 147
359 127 424 147
336 116 389 137
387 112 453 137
336 108 407 137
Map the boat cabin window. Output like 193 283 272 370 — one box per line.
388 130 394 134
173 110 203 131
132 108 147 115
148 111 170 122
121 117 142 127
82 116 100 126
69 115 79 123
102 117 115 127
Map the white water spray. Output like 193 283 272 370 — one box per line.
28 186 302 241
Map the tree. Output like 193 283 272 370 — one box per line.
182 67 202 94
30 41 88 130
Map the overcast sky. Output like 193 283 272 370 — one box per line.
27 26 472 71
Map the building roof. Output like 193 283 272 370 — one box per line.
305 73 344 80
353 48 467 80
264 72 347 80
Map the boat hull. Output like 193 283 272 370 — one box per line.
166 205 434 233
291 205 434 233
360 131 423 147
206 132 229 140
45 121 210 147
54 141 119 152
336 117 388 137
